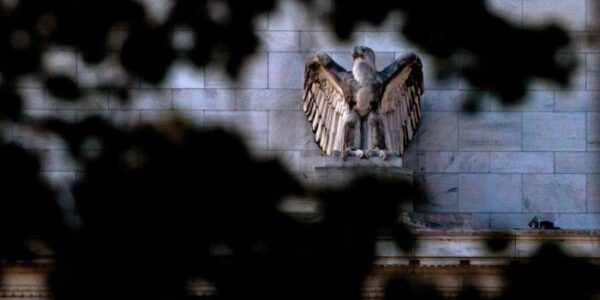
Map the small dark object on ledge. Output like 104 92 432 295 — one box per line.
528 216 561 230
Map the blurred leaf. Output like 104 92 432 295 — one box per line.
120 26 175 84
0 86 22 121
46 75 80 100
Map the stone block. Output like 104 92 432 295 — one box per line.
587 174 600 212
314 163 412 189
23 109 78 122
587 113 600 150
490 152 554 173
554 91 600 112
555 152 600 173
459 113 522 151
268 52 307 89
153 62 204 88
516 233 600 257
554 214 600 229
415 237 513 257
490 213 555 229
401 148 419 170
415 174 459 212
587 54 600 72
569 32 600 53
254 12 269 30
364 32 418 52
268 110 316 151
107 111 141 128
44 171 78 212
140 110 196 124
374 52 397 72
588 71 600 90
48 89 109 111
459 174 522 213
490 91 553 112
267 150 328 174
466 213 492 229
205 111 268 150
415 151 490 173
487 0 523 26
140 110 182 124
138 0 172 24
170 30 194 52
375 240 405 257
406 212 490 229
561 53 586 91
42 50 77 78
421 90 472 112
268 0 329 30
12 124 72 149
173 89 236 110
300 31 363 52
40 149 80 172
415 112 458 151
329 52 355 71
523 174 586 213
205 53 268 88
523 0 586 31
77 53 134 88
16 75 44 88
110 89 172 110
176 111 204 127
523 112 586 151
257 31 299 52
588 0 600 31
19 88 46 110
236 89 301 110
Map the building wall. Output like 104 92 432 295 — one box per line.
12 0 600 229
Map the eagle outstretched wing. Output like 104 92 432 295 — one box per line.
303 52 353 155
378 53 424 155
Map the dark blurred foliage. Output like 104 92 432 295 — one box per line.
384 278 443 300
485 232 512 253
0 0 591 299
39 117 419 300
0 0 576 120
328 0 574 106
500 243 600 300
0 143 65 262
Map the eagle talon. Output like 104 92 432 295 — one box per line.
380 150 388 161
342 149 365 160
355 149 365 159
367 149 389 160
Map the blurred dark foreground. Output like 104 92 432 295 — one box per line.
1 117 600 300
1 117 422 300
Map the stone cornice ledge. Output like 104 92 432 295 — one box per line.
375 229 600 268
410 229 600 238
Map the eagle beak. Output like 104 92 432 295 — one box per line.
352 46 362 59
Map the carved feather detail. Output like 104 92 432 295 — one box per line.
302 53 350 155
378 53 424 155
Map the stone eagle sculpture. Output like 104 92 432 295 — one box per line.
303 46 424 160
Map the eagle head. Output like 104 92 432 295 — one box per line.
352 46 376 68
